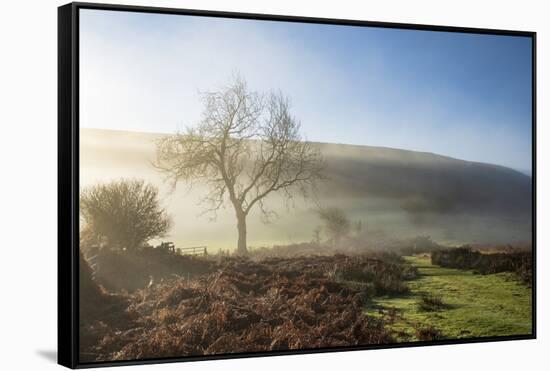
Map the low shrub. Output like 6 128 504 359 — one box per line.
417 293 447 311
415 325 444 341
335 256 415 296
431 246 532 286
93 246 216 292
400 265 419 280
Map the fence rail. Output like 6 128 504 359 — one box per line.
177 246 208 256
87 254 98 280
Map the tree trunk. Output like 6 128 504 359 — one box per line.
236 212 247 255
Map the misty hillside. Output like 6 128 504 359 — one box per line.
80 129 532 247
316 142 532 217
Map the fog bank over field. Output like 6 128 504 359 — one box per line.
80 128 532 250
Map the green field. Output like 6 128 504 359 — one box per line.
365 256 532 341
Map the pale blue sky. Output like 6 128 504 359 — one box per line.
79 9 533 173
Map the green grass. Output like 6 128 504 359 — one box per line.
364 256 532 341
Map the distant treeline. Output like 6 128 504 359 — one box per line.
431 247 532 286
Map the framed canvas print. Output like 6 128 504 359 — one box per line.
58 2 536 368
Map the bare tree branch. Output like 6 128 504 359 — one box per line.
154 76 325 253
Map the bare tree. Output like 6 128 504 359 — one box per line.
317 207 351 247
80 179 172 251
155 77 324 254
312 226 323 245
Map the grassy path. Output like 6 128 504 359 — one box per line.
365 256 532 341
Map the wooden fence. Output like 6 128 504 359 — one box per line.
87 254 98 280
177 246 208 256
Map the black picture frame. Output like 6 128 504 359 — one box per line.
58 2 537 369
